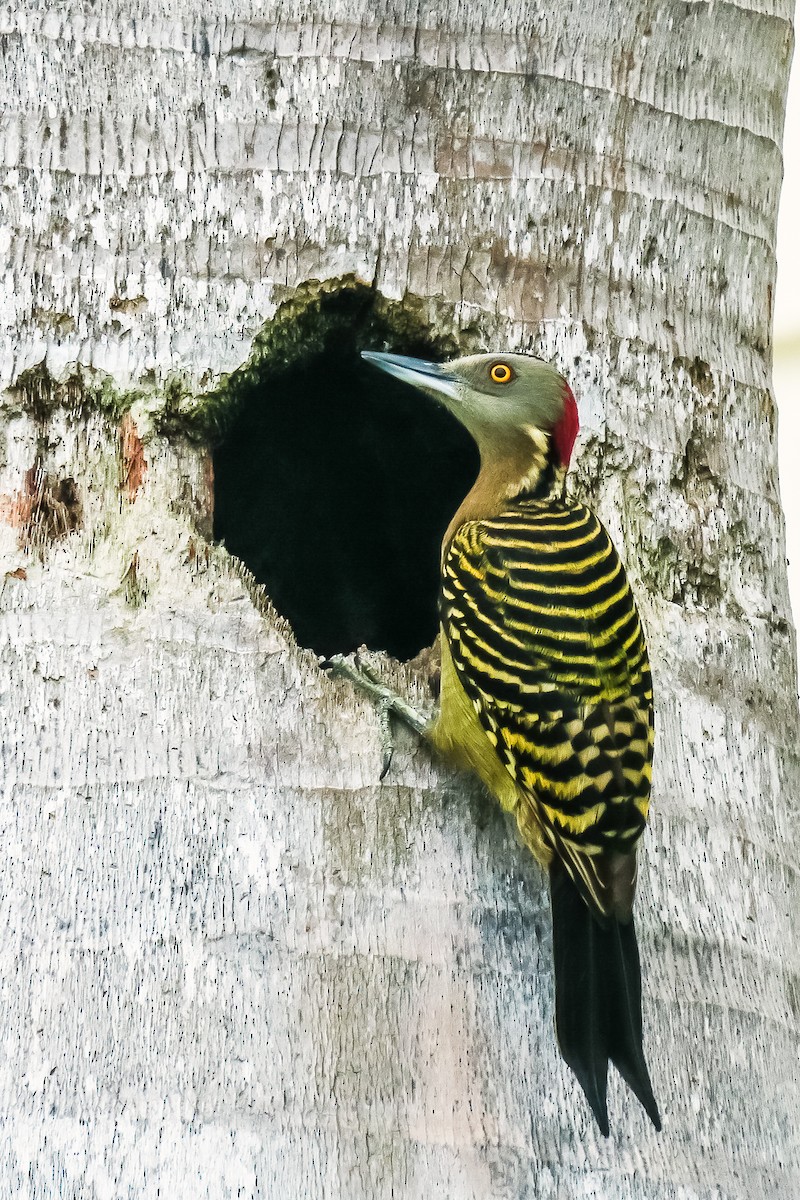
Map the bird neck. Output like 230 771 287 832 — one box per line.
443 426 565 551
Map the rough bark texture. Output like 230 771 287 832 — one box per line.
0 2 798 1198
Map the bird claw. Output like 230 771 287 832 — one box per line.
364 686 394 779
324 652 428 780
379 730 394 780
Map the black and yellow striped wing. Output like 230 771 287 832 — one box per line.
440 498 654 919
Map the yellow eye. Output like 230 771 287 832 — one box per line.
490 362 513 384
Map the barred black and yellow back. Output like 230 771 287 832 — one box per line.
440 496 653 918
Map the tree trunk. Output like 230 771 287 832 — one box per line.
0 3 797 1198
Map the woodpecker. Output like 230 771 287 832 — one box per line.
334 349 660 1136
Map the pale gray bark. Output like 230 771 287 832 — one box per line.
0 2 798 1198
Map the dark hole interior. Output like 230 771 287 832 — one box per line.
212 286 479 660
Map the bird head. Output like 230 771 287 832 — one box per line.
361 351 579 468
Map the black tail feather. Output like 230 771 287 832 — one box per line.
606 919 662 1130
550 863 661 1135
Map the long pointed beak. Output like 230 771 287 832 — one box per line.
361 351 462 402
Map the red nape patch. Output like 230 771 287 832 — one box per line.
552 382 579 467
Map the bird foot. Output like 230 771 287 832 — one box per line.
325 652 429 779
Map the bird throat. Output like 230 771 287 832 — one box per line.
443 424 565 551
